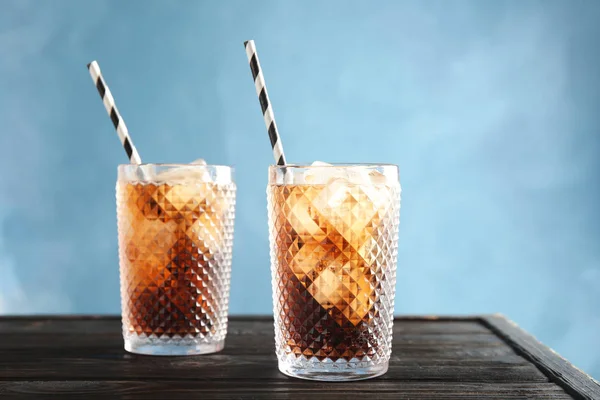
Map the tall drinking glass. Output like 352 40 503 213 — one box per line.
267 164 401 381
116 164 236 355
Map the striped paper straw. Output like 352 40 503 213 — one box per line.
244 40 287 166
87 61 142 164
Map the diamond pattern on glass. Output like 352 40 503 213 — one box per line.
117 182 236 344
268 182 400 366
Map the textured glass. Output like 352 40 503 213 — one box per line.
267 165 400 381
116 165 236 356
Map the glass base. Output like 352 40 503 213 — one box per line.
124 336 224 356
278 360 388 382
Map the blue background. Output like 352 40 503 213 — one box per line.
1 0 599 379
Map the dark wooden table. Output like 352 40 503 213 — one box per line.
0 315 598 399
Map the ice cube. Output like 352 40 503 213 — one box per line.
310 267 342 308
309 264 372 324
154 159 211 184
304 161 331 184
367 169 390 185
345 166 371 185
284 171 294 185
324 177 350 208
303 161 348 184
306 162 354 210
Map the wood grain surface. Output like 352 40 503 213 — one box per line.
0 315 596 399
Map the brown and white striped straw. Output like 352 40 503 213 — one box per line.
87 61 142 164
244 40 287 166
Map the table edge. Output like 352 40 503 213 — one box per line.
480 314 600 400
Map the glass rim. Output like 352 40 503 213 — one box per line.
118 163 234 169
269 163 398 169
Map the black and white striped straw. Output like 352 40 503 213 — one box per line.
87 61 142 164
244 40 287 166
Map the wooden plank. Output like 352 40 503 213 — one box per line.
0 381 572 399
0 334 523 354
0 315 587 399
0 331 508 350
395 318 493 334
0 317 512 359
0 316 547 383
0 354 547 382
482 314 600 400
0 346 526 366
0 318 517 362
